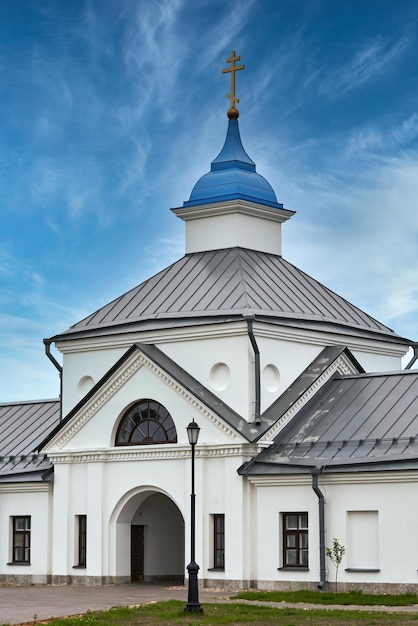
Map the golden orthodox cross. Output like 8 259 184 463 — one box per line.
222 50 245 117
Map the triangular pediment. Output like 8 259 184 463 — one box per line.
41 344 251 453
257 346 363 444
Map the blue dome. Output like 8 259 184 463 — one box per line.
184 118 283 209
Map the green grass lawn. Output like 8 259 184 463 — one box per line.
233 589 418 606
10 599 418 626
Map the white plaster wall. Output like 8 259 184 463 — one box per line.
351 350 404 373
48 347 252 582
50 448 250 584
184 213 282 255
46 301 410 587
253 481 319 584
87 462 106 577
200 454 247 582
161 334 330 422
51 464 72 577
51 461 172 579
60 347 126 417
0 488 51 580
161 334 253 420
248 474 418 588
256 338 322 412
160 328 365 421
323 477 418 585
57 317 407 427
222 456 247 581
53 453 184 579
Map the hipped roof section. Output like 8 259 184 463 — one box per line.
49 248 408 345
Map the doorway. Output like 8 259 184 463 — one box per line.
131 525 144 581
115 490 184 584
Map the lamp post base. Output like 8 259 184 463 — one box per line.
184 560 203 612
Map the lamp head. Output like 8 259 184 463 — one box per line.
186 419 200 446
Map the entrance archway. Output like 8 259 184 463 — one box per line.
112 489 185 584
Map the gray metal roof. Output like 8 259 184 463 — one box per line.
240 369 418 475
0 399 60 481
51 248 406 343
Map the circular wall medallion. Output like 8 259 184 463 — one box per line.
77 375 95 398
263 364 280 392
209 363 231 391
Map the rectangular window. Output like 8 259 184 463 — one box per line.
77 515 87 567
12 516 31 564
213 514 225 569
283 512 308 567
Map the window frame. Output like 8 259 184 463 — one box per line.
77 515 87 568
282 512 308 569
115 399 177 446
12 516 31 564
213 514 225 570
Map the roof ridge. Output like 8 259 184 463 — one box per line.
337 369 418 379
0 398 59 407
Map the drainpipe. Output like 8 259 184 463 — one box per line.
311 467 326 590
43 338 63 421
405 342 418 370
246 316 261 425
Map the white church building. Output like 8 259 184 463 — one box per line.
1 53 418 593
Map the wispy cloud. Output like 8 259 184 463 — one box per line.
1 0 418 402
346 113 418 156
195 0 257 71
282 139 418 337
117 0 188 124
319 33 413 97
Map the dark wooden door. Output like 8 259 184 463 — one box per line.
131 525 144 581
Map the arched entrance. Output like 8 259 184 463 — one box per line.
113 489 185 584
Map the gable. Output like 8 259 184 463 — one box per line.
240 368 418 476
41 344 249 453
258 345 363 442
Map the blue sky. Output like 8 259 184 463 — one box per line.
2 0 418 401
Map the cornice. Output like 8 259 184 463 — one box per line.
0 483 51 494
47 443 261 464
55 322 248 354
320 471 418 485
256 323 407 357
245 470 418 487
246 475 311 487
55 318 406 358
172 199 294 223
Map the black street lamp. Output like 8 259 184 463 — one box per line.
185 419 203 612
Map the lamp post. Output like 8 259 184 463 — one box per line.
185 419 203 612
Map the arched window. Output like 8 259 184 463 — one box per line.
115 399 177 446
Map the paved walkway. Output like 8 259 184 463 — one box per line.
1 585 219 624
1 584 418 625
